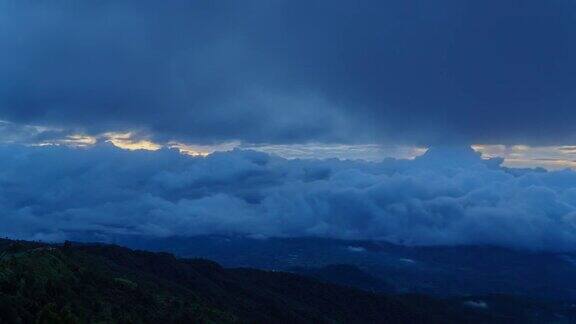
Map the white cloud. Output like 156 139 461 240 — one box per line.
1 144 576 251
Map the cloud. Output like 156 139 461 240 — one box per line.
2 144 576 251
474 145 576 170
1 1 576 145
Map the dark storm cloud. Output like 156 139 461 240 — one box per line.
1 0 576 145
3 144 576 251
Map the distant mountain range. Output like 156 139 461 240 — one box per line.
115 235 576 302
2 237 576 323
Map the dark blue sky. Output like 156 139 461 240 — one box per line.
3 1 576 248
1 0 576 145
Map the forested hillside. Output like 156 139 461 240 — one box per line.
0 239 573 323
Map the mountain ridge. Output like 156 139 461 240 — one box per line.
2 238 575 323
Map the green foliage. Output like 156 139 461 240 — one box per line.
0 242 232 323
1 238 573 323
112 278 138 290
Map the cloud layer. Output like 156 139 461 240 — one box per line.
2 144 576 251
2 1 576 145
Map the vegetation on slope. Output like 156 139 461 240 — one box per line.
0 239 574 323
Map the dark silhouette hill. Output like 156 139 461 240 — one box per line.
118 235 576 302
0 238 575 323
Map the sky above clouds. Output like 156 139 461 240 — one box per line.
2 1 576 249
1 0 576 146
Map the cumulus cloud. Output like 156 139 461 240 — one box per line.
2 1 576 145
2 144 576 251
